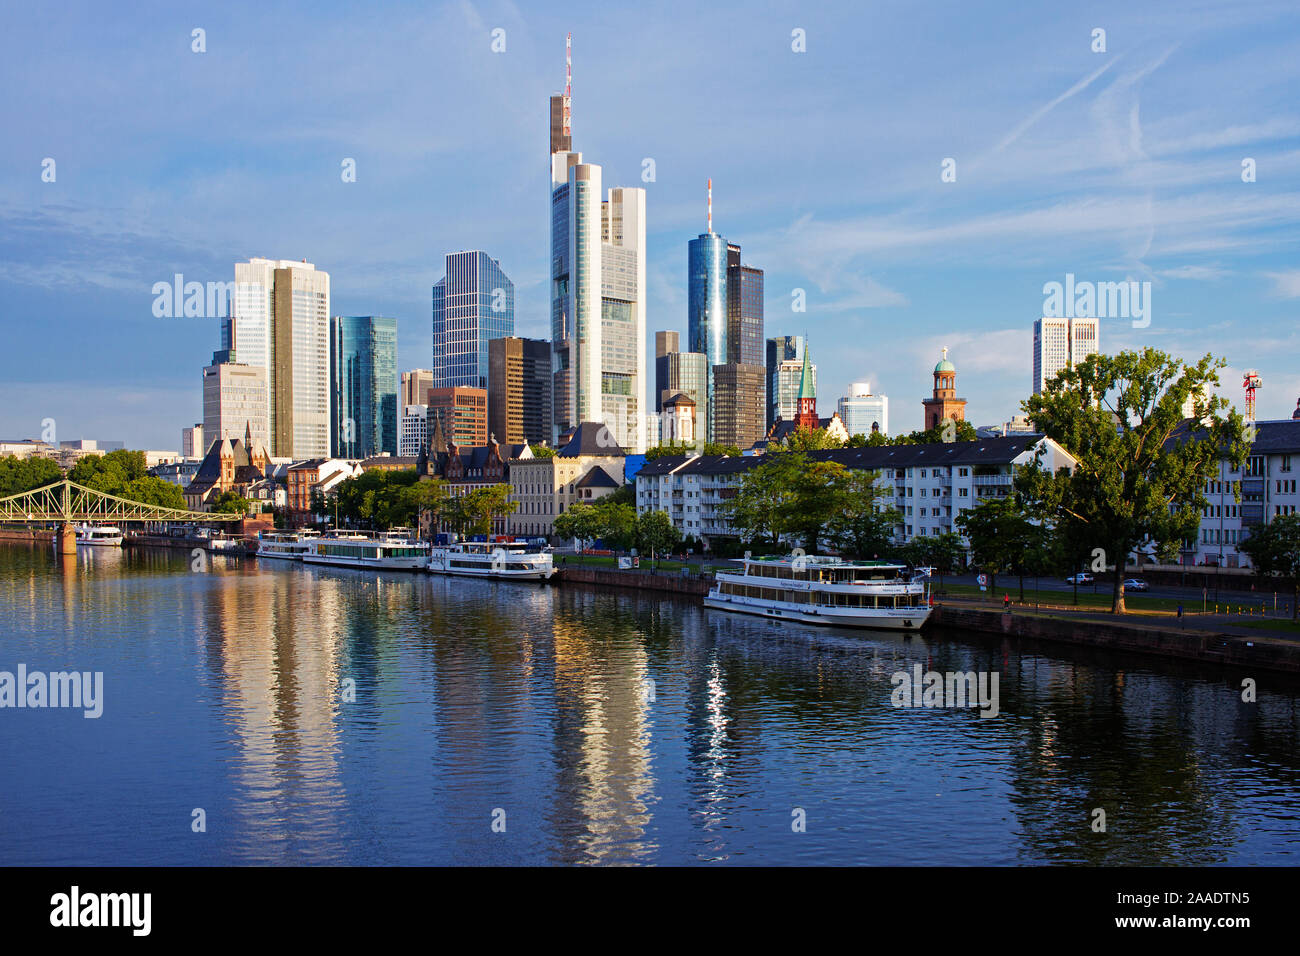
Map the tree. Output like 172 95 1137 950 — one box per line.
0 455 62 495
956 497 1032 600
644 441 694 460
776 455 849 552
411 477 450 543
1020 348 1247 613
529 444 556 458
636 510 681 567
333 469 422 529
1241 514 1300 619
781 427 844 451
457 484 516 538
702 442 742 457
211 490 250 514
905 532 965 589
66 450 184 509
554 501 600 559
591 498 638 551
827 469 899 558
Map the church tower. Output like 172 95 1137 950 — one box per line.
921 347 967 432
794 341 819 432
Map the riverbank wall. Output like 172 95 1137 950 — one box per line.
932 603 1300 675
555 566 712 597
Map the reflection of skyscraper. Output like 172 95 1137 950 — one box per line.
432 251 514 391
548 40 647 451
330 315 398 458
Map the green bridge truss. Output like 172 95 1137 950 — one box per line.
0 479 239 523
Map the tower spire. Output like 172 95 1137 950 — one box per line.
564 32 572 140
707 178 713 234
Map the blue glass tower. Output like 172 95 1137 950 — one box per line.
688 232 728 442
431 250 515 391
330 315 398 458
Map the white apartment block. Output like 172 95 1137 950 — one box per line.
1033 316 1099 395
635 436 1079 553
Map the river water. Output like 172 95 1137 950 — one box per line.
1 543 1297 865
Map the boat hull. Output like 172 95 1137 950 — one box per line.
704 594 930 631
302 555 428 571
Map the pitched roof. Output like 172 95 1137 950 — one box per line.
559 421 625 457
575 465 619 489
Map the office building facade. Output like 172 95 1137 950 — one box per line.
712 363 766 449
489 336 552 446
726 261 763 367
399 405 428 457
427 386 489 448
202 358 270 454
1033 316 1099 395
432 251 514 391
401 369 434 408
656 350 708 450
330 315 398 459
839 382 890 437
230 258 331 458
654 331 679 412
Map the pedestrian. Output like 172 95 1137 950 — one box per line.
1003 593 1010 610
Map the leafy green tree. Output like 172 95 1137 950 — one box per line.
1020 348 1247 613
554 501 600 560
456 484 517 537
529 444 556 458
904 532 966 589
636 510 681 567
780 427 844 451
589 498 638 551
0 455 63 496
1241 514 1300 619
644 441 694 460
702 442 742 457
956 497 1030 599
211 490 250 514
827 469 899 558
411 477 450 543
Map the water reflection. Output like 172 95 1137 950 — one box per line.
0 541 1298 865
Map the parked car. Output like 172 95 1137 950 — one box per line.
1065 572 1094 585
1122 578 1149 591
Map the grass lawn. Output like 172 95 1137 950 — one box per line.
1235 618 1300 634
560 555 690 572
937 582 1229 615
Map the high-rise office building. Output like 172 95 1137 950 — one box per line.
399 405 428 457
838 382 890 437
727 257 764 367
766 335 815 428
489 336 552 445
330 315 398 459
656 351 708 449
181 423 204 459
688 182 728 442
202 356 269 454
654 331 679 412
401 369 434 408
230 257 330 458
712 363 766 449
426 386 488 448
548 44 647 452
1033 316 1099 395
432 251 514 391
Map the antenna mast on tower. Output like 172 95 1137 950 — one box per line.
1244 369 1262 422
563 33 572 140
707 179 713 234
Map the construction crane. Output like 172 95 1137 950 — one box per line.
1243 369 1262 422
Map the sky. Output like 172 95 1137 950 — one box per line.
2 0 1299 449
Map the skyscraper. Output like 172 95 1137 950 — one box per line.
426 387 488 447
489 336 552 445
766 335 815 429
1033 316 1099 395
654 330 679 412
688 181 728 442
202 355 269 454
230 258 331 458
432 251 514 391
712 362 766 449
548 39 647 452
838 382 890 437
726 251 763 367
330 315 398 459
401 369 434 408
656 351 708 449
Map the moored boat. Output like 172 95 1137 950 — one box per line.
426 540 554 580
705 554 931 630
302 529 429 571
255 529 319 560
73 524 124 547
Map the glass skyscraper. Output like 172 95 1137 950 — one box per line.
688 232 728 442
331 315 398 459
431 250 515 391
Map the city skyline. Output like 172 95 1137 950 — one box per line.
3 2 1300 449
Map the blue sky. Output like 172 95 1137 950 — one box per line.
2 0 1299 448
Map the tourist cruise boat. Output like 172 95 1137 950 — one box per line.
705 554 931 630
74 524 124 547
302 529 430 571
255 529 319 561
426 540 555 581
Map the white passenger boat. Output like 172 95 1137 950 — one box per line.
74 524 123 547
426 540 555 581
302 529 430 571
256 529 319 561
705 554 931 630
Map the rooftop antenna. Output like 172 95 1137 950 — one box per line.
563 33 572 140
707 178 713 234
